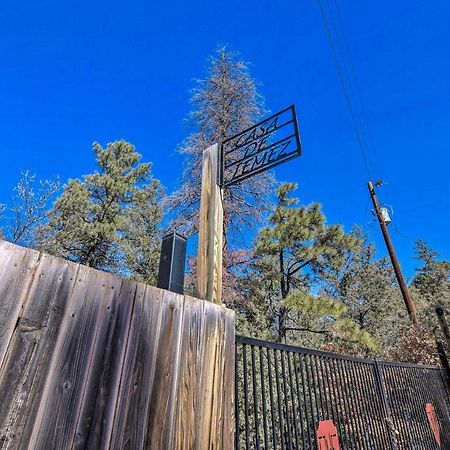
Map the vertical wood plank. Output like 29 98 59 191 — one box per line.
144 290 184 449
0 253 79 450
196 144 224 304
0 242 236 450
192 299 221 449
72 277 137 450
173 295 206 449
196 302 224 450
172 295 236 450
26 266 121 450
0 241 40 373
215 306 235 450
109 285 165 450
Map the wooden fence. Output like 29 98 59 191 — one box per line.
0 240 235 450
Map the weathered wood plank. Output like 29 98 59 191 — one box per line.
27 266 121 449
109 284 165 450
72 277 137 450
0 252 79 450
173 295 206 450
196 144 224 304
223 306 236 449
0 243 236 450
0 241 40 374
172 294 236 450
142 290 184 449
177 297 222 449
213 305 235 450
196 301 223 450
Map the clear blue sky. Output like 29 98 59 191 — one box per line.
1 0 449 278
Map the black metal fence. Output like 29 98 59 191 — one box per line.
235 335 450 449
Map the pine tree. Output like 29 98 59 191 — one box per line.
120 184 163 284
167 47 273 244
252 182 375 349
411 240 450 336
38 140 163 277
413 240 450 301
322 227 409 355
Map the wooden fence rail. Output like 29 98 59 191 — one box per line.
0 241 235 450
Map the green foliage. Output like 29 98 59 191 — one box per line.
250 182 374 350
283 290 347 318
120 184 163 285
322 227 409 355
255 183 360 290
411 240 450 337
413 240 450 300
283 290 378 351
38 140 163 279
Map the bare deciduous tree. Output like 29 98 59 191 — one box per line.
1 171 60 247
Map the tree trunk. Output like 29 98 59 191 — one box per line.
279 306 287 342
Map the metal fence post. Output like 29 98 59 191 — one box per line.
373 360 397 450
234 335 450 450
436 306 450 351
156 231 187 294
436 340 450 388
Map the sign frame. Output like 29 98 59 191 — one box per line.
218 105 302 188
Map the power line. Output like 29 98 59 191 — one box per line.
391 224 419 244
317 0 373 178
317 0 385 184
331 0 383 181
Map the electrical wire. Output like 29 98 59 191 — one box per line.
316 0 373 178
391 224 419 244
316 0 391 189
316 0 401 228
331 0 384 181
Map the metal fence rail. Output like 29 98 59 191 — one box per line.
235 335 450 450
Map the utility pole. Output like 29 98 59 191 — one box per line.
368 181 419 325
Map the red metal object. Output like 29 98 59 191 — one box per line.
317 419 340 450
426 403 441 447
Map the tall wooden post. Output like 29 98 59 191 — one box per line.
368 181 419 325
196 143 223 304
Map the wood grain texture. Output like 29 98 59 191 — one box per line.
173 295 205 449
196 144 224 304
0 253 79 450
109 284 165 450
145 290 184 449
71 277 136 450
0 241 40 374
26 264 103 450
0 242 235 450
174 295 235 450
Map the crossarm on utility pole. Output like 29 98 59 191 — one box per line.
196 144 223 304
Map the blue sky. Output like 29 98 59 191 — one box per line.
1 0 449 278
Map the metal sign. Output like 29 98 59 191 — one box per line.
426 403 441 447
317 420 340 450
218 105 301 187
